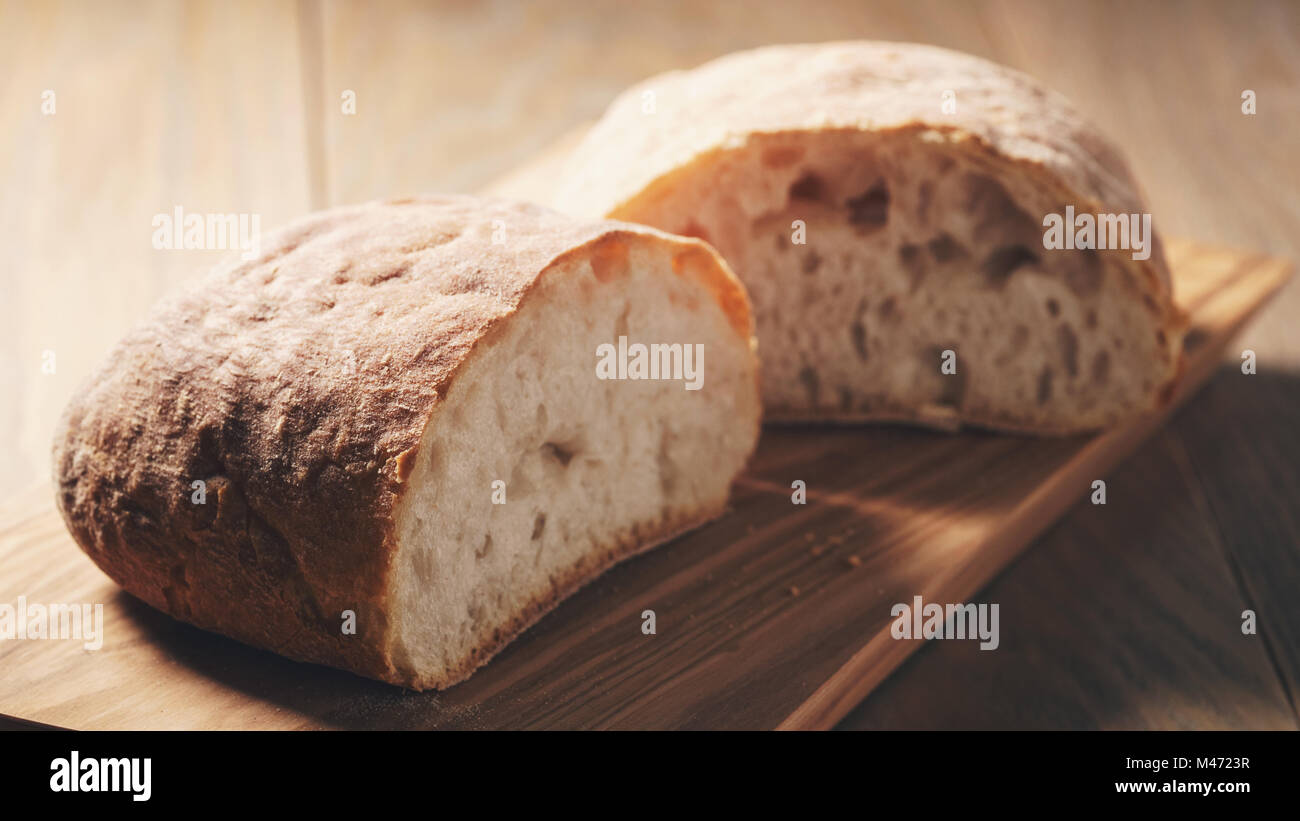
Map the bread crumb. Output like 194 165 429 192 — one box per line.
789 585 801 597
810 544 826 557
845 555 862 567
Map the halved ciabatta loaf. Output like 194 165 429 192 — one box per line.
545 42 1185 433
52 195 760 690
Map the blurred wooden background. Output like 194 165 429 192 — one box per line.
1 0 1296 728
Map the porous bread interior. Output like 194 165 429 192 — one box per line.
387 240 758 688
619 130 1177 432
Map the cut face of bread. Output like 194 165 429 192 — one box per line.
51 196 759 690
541 42 1185 434
388 239 758 688
617 130 1176 431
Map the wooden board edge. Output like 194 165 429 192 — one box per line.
776 254 1295 730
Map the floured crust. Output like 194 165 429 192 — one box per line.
551 42 1185 427
51 194 753 687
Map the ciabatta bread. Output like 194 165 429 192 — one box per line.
52 195 760 690
544 42 1185 433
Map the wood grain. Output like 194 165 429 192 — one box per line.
839 425 1299 730
0 0 314 500
2 0 1297 729
0 241 1287 729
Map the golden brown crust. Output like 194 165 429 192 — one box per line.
51 194 752 687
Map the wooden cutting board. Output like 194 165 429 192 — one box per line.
0 238 1289 730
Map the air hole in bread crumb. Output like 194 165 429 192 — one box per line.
799 366 820 406
802 249 822 274
1058 324 1079 377
964 175 1035 239
1091 350 1111 384
981 245 1038 284
590 238 628 283
542 441 575 467
878 296 898 320
846 181 889 231
1086 309 1098 329
917 181 934 224
927 233 965 263
531 513 547 541
789 173 826 202
899 244 925 289
1046 298 1060 317
670 247 711 279
475 534 493 560
851 320 869 361
1037 367 1054 405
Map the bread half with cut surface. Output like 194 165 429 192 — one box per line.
52 194 760 690
542 41 1185 434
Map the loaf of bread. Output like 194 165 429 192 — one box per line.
52 195 760 690
544 42 1185 433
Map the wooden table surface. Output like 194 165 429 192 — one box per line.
2 0 1297 729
